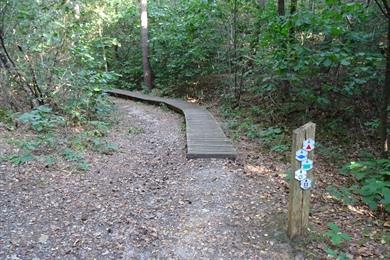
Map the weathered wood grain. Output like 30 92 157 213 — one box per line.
287 122 316 239
106 89 237 159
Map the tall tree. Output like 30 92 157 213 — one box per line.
375 0 390 157
140 0 153 91
290 0 297 15
289 0 298 38
278 0 285 16
232 0 239 105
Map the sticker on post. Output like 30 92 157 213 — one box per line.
303 139 315 152
295 169 307 181
295 149 308 162
300 178 312 190
301 159 313 171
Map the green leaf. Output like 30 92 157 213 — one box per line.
362 196 378 210
325 247 338 257
62 149 83 162
327 223 340 232
323 58 333 67
8 153 35 165
340 59 351 66
381 188 390 205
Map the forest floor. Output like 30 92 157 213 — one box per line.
0 98 388 259
0 98 295 259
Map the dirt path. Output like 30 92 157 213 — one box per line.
0 99 295 259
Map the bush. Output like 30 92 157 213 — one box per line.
344 159 390 213
18 106 65 132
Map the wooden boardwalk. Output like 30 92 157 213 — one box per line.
106 89 237 159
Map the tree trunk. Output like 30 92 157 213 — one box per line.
380 17 390 157
290 0 297 15
140 0 153 91
232 0 239 106
289 0 298 37
281 0 298 98
98 23 109 73
278 0 285 16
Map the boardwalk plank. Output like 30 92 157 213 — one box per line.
106 89 237 159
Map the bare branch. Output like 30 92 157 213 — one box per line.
0 33 16 67
382 0 390 13
375 0 390 18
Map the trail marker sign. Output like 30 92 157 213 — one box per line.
300 178 312 190
301 159 313 171
295 169 307 181
287 122 316 239
303 139 315 152
295 149 308 162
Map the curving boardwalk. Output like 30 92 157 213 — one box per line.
106 89 237 159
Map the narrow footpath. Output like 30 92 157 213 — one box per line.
0 98 295 259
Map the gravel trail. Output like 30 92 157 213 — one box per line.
0 98 294 259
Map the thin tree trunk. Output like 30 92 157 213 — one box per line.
380 17 390 157
98 23 109 73
290 0 297 15
0 33 36 107
140 0 153 91
233 0 239 105
376 0 390 157
278 0 289 98
278 0 285 16
289 0 297 39
282 0 298 98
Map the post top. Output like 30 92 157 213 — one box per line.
293 122 316 134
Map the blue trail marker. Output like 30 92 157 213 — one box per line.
295 149 308 162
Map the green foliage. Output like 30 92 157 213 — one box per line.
327 185 358 206
324 223 352 260
0 108 14 129
324 247 350 260
62 148 83 162
4 116 114 171
2 0 387 144
63 119 117 158
148 1 224 93
62 148 90 171
324 223 352 247
61 75 115 125
89 121 111 137
258 127 284 143
91 139 118 155
2 0 389 203
5 133 58 166
327 159 390 214
40 155 56 167
7 153 35 166
317 143 346 165
270 144 289 153
18 106 64 132
77 161 91 172
344 159 390 212
220 104 289 154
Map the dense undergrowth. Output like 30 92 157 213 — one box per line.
0 0 120 170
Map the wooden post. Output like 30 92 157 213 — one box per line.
287 122 316 239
